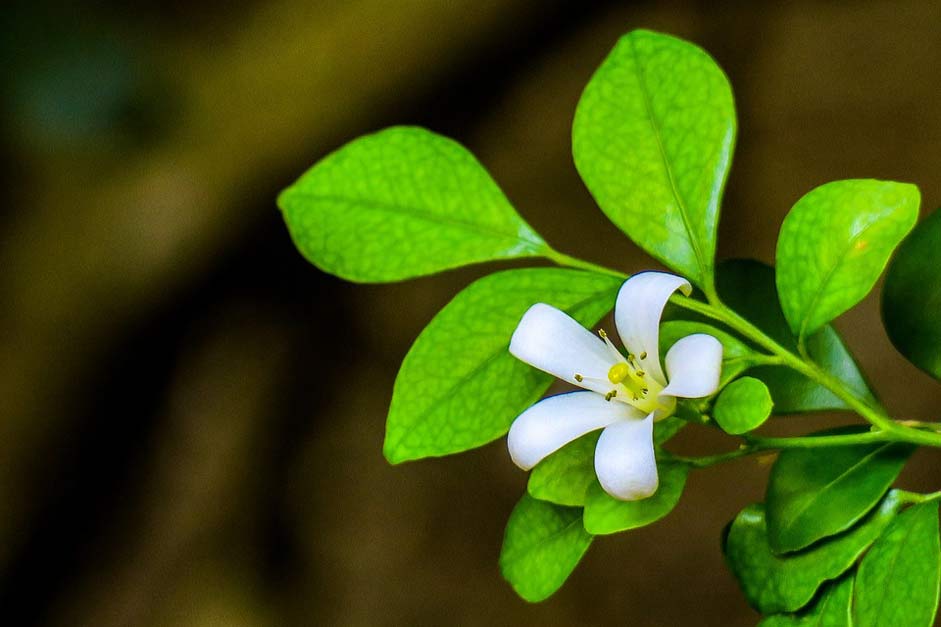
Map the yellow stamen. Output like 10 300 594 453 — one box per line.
607 363 631 384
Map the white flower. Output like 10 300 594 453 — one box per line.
507 272 723 501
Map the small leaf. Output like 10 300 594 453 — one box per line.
716 259 877 413
499 494 593 603
582 462 688 535
713 376 773 434
660 320 757 388
766 427 913 553
384 269 621 463
854 502 941 627
279 126 548 282
758 573 854 627
776 179 920 338
882 207 941 380
723 490 903 614
572 29 736 287
528 432 599 507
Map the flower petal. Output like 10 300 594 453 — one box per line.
594 412 658 500
509 303 614 392
507 391 642 470
661 333 723 399
614 272 692 385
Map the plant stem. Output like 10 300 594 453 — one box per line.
671 430 897 468
895 489 941 505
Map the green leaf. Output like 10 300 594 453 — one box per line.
660 320 758 388
528 432 599 507
766 427 913 553
882 208 941 380
854 502 941 627
776 179 920 338
582 462 688 535
713 376 773 434
499 494 593 602
723 491 903 614
384 268 621 463
758 573 854 627
716 259 877 413
279 126 548 283
572 29 735 287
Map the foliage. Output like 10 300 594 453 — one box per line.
281 28 941 622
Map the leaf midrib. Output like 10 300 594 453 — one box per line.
627 35 707 282
285 189 547 252
860 510 924 626
796 209 898 340
776 444 893 545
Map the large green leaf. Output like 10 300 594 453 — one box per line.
384 268 620 463
660 320 758 388
499 494 593 603
279 126 548 282
759 573 854 627
528 432 600 507
713 376 773 435
582 462 688 535
572 29 735 287
776 179 920 339
882 208 941 380
716 259 877 413
765 427 913 553
854 502 940 627
723 491 903 614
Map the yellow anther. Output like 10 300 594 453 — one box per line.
574 373 584 382
607 363 631 384
598 329 608 339
639 351 648 360
604 390 617 401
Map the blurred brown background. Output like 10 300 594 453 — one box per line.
2 1 940 625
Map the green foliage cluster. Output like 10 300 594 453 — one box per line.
279 29 941 624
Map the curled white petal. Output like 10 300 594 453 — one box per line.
614 272 692 386
594 412 658 501
507 391 642 470
660 333 723 399
509 303 613 392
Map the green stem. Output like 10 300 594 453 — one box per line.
672 429 897 468
895 489 941 505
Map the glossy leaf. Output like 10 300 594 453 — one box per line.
499 494 593 602
717 259 877 413
582 462 688 535
572 29 735 287
660 320 757 388
384 269 621 463
713 376 773 434
776 179 920 338
279 126 548 283
766 428 913 553
723 491 903 614
854 502 941 627
759 573 854 627
528 432 599 507
882 208 941 380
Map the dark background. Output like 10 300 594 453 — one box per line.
2 1 941 625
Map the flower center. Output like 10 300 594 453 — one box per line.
583 329 669 416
